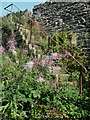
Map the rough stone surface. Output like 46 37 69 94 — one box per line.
33 1 90 55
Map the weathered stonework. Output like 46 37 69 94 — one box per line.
33 1 90 55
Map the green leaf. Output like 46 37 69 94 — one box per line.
27 98 34 105
32 90 40 98
20 111 27 118
2 103 9 114
18 94 27 103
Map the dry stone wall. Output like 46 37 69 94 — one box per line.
33 1 90 55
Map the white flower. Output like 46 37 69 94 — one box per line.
52 66 61 75
9 48 17 56
12 49 17 56
42 60 46 66
48 66 52 73
37 77 45 83
24 61 34 71
29 44 32 50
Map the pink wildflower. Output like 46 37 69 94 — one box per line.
42 55 54 66
51 52 62 60
65 50 72 57
37 73 45 82
33 58 42 67
7 39 15 50
0 46 5 53
39 72 44 78
23 48 28 54
50 80 57 89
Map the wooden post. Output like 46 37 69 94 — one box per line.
79 68 83 95
47 36 50 53
29 20 32 44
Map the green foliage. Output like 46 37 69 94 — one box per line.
1 50 90 119
53 88 90 119
1 11 90 119
68 71 80 81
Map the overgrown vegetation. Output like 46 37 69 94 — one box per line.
0 10 90 119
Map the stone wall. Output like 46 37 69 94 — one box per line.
33 1 90 55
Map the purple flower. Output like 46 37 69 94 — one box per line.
33 58 42 67
50 80 57 89
45 56 53 65
65 50 71 57
51 52 62 61
39 72 44 78
8 39 15 50
42 55 54 66
0 46 5 53
23 49 28 54
48 66 52 73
